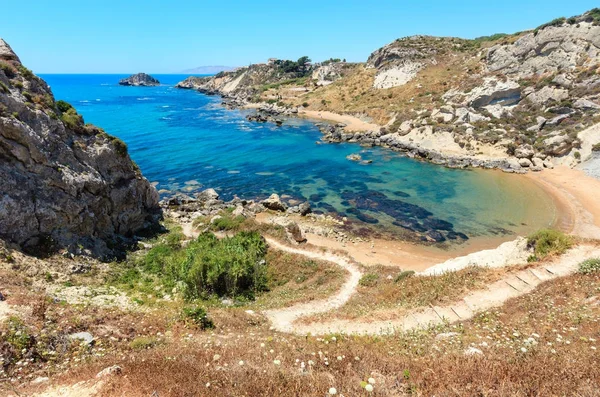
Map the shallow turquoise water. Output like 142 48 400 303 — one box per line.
41 74 556 241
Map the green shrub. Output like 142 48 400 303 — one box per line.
60 108 84 130
394 270 416 282
210 214 246 232
56 100 74 113
592 143 600 152
110 136 128 157
359 273 379 287
129 336 161 350
574 151 581 160
527 229 573 261
182 306 214 329
0 61 17 78
17 65 35 80
172 232 268 299
578 258 600 275
302 102 309 108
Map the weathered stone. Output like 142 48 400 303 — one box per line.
531 157 544 168
0 42 161 260
196 188 220 202
515 144 535 159
0 38 20 63
261 194 287 212
96 365 123 379
69 332 95 346
518 158 532 167
466 77 521 108
526 86 569 105
119 73 160 87
573 98 600 110
286 222 307 244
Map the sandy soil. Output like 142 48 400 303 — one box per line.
298 109 380 132
526 166 600 240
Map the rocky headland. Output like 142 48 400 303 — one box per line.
119 73 160 87
175 9 600 174
0 39 161 259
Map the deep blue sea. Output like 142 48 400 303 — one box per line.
40 74 556 241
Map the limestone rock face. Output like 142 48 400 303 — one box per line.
0 39 161 259
366 36 453 89
118 73 160 87
486 22 600 78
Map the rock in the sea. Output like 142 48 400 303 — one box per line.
119 73 160 87
0 40 161 259
286 222 307 244
346 153 362 161
262 194 287 212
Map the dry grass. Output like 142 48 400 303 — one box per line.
261 53 483 125
248 249 346 310
24 271 599 397
301 265 506 323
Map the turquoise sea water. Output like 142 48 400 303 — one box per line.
41 74 556 242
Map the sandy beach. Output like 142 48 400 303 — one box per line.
257 163 600 272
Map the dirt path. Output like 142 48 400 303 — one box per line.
262 238 363 333
279 245 600 335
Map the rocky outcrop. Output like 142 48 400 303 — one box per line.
118 73 160 87
0 39 161 259
486 18 600 78
367 36 469 89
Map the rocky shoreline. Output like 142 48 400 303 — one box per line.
185 92 550 174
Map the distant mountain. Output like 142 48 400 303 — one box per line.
181 66 236 74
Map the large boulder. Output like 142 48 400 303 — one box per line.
0 39 161 259
285 222 307 244
261 194 287 212
466 77 521 108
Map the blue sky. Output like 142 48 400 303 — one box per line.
2 0 598 73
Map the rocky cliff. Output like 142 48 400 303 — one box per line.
0 39 161 259
119 73 160 86
175 9 600 173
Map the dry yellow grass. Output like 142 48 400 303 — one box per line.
17 270 599 397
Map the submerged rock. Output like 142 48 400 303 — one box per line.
119 73 160 86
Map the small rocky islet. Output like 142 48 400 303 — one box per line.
118 72 160 86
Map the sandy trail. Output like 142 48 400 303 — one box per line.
262 238 363 333
276 244 600 335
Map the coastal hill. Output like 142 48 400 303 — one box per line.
0 39 161 259
119 73 160 87
177 9 600 173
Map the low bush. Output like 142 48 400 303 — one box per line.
210 214 246 231
182 306 214 329
578 258 600 275
527 229 573 261
394 270 415 282
137 231 268 300
592 143 600 152
359 273 379 287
